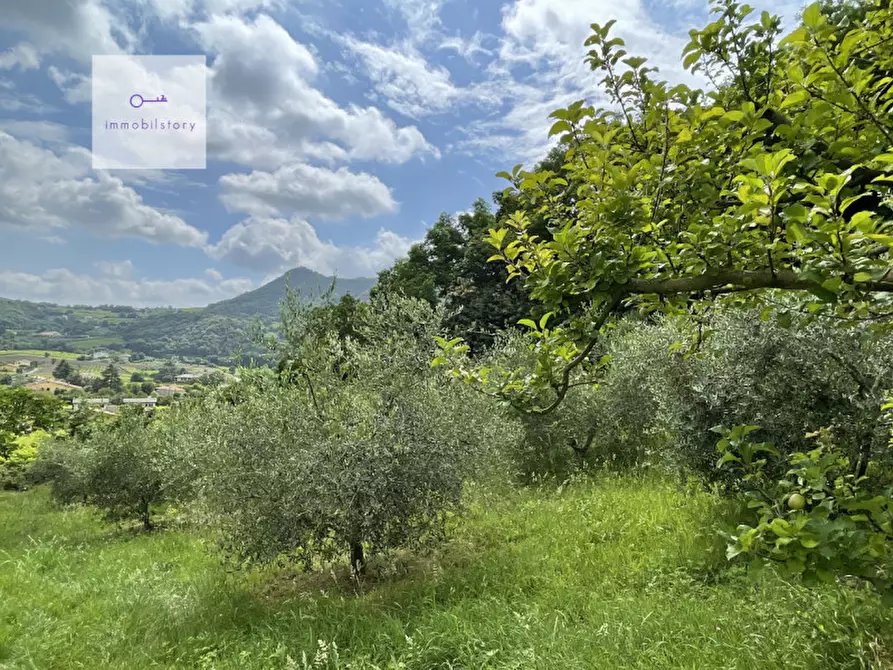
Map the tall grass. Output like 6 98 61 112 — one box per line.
1 477 891 669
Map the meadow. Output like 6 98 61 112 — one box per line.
1 478 891 670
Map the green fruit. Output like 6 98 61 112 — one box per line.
787 493 806 510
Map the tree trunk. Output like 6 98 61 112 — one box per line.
140 498 152 531
349 541 365 578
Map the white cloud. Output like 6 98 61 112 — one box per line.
204 268 223 280
208 216 416 277
2 0 134 64
340 37 499 118
148 0 284 20
0 120 68 143
0 43 40 70
47 66 91 104
219 163 398 219
438 32 492 62
0 131 208 247
95 260 135 278
382 0 446 45
0 268 254 308
195 13 438 167
449 0 702 163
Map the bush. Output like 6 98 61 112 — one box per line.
185 293 505 575
718 425 893 603
0 430 59 490
575 310 893 482
476 320 676 481
36 411 170 529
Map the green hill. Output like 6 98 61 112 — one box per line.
0 268 377 361
206 268 376 320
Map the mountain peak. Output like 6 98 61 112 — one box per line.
206 267 376 320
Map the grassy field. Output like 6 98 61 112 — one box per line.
0 350 80 360
1 478 891 669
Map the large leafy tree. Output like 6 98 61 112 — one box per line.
373 148 574 352
0 389 66 457
438 0 893 413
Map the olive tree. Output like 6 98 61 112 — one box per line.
37 409 169 529
188 293 507 576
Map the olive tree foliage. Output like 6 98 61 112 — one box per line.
185 291 514 575
599 309 893 482
436 0 893 414
482 306 893 483
34 409 171 529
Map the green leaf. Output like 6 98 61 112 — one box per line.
802 2 822 29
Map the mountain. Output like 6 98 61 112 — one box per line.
0 268 378 362
207 268 376 320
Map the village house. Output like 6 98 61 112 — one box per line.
174 373 201 383
122 397 158 409
156 385 186 397
72 398 110 409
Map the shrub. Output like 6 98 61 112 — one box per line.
718 425 893 604
0 429 60 490
37 411 170 529
187 293 503 575
573 309 893 482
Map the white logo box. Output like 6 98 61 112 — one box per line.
92 55 207 170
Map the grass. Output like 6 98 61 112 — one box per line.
1 478 891 669
67 338 126 353
0 350 80 360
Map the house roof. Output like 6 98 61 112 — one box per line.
157 385 186 392
122 397 157 404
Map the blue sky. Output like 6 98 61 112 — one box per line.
0 0 803 307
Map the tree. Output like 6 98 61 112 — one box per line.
191 292 498 577
40 412 168 529
100 363 122 393
130 372 145 383
52 359 74 382
0 388 66 458
438 0 893 413
154 359 183 383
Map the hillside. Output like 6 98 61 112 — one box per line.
206 267 375 320
0 268 377 361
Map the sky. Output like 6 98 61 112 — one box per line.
0 0 804 307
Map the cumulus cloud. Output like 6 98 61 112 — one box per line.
2 0 134 64
0 120 68 143
195 13 438 167
208 216 416 277
218 163 398 219
0 268 254 307
0 131 207 247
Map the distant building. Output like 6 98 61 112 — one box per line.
122 397 158 408
91 351 111 360
174 373 201 382
156 385 186 397
72 398 110 408
26 379 84 393
38 331 62 337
